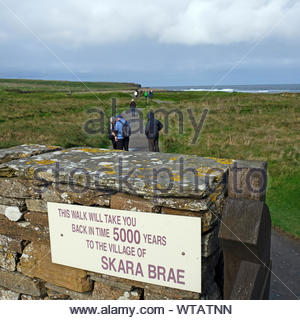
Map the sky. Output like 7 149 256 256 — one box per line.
0 0 300 86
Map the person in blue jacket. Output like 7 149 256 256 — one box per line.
115 115 131 151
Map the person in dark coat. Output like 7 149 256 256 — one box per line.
149 89 153 99
145 111 163 152
130 99 136 116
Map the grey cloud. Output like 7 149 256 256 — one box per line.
0 0 299 46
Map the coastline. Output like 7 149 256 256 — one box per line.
151 84 300 94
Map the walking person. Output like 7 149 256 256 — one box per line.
144 90 148 101
130 99 136 116
145 111 163 152
115 115 131 151
108 116 117 149
122 117 131 151
149 89 153 100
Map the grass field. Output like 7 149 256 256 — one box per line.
0 79 299 238
0 78 140 93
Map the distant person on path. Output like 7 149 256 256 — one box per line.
144 91 148 101
134 90 138 98
115 115 131 151
130 99 136 116
108 116 117 149
149 90 153 99
145 111 163 152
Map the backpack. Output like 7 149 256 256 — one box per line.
122 120 131 138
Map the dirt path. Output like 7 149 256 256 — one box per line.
122 109 148 151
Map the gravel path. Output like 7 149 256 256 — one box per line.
270 229 300 299
122 109 148 151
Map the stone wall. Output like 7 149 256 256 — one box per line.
0 145 231 300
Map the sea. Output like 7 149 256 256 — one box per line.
156 84 300 94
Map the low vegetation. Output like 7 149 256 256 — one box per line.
0 78 140 93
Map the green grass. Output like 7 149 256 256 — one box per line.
0 80 299 238
267 170 300 237
0 78 140 93
0 89 132 149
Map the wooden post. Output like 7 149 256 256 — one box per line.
219 160 272 299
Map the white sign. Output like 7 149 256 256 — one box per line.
47 202 202 292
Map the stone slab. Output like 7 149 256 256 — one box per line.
41 184 112 207
0 196 26 207
0 215 49 244
0 234 23 253
89 274 134 292
20 294 44 300
45 289 69 300
0 269 43 296
88 272 148 290
144 284 200 300
24 211 49 227
0 147 230 198
0 144 62 164
0 178 41 199
45 283 92 300
161 207 218 233
145 283 222 300
18 242 92 293
92 281 142 300
25 199 47 213
111 193 159 212
0 249 17 271
0 286 20 300
149 196 212 211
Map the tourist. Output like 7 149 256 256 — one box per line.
130 99 136 116
115 115 131 151
145 111 163 152
144 90 148 101
108 116 117 149
149 89 153 99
